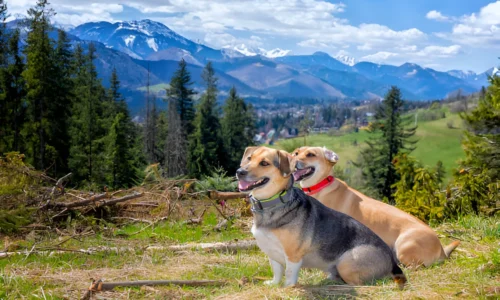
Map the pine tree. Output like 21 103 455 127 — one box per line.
164 59 195 176
68 43 107 184
220 86 256 174
449 72 500 215
434 160 445 186
356 86 417 203
21 0 56 170
1 28 25 154
167 59 196 137
0 0 9 151
104 69 142 188
188 62 223 177
48 29 73 175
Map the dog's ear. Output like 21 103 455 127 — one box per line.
275 150 297 177
291 147 302 156
240 146 259 166
322 147 339 165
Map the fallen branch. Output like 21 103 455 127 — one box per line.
82 278 226 300
160 240 258 253
0 240 258 258
48 192 144 209
208 191 248 200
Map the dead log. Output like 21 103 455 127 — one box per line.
0 240 258 258
208 191 248 200
48 192 144 209
82 278 226 299
160 240 258 253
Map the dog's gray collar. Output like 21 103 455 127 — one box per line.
250 178 294 212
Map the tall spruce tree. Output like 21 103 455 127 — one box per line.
188 62 222 177
104 69 142 188
21 0 56 171
1 28 25 154
164 59 195 176
167 59 196 137
221 86 256 174
357 86 417 203
48 29 73 175
69 43 107 184
0 0 8 152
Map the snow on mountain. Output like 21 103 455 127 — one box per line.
335 54 357 66
230 44 290 58
447 70 477 80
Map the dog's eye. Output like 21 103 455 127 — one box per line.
294 152 299 156
247 156 251 161
260 161 269 166
306 153 315 157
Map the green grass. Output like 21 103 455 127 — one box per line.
276 111 465 181
115 212 248 243
1 214 498 299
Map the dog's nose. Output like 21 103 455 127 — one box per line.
236 168 248 177
296 161 305 170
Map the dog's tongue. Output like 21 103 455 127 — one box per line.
293 168 310 181
238 180 254 191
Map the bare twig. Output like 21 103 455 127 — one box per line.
208 190 248 200
111 217 154 225
82 278 226 299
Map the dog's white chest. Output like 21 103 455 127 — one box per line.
251 223 285 265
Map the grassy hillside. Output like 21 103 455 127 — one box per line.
276 110 464 181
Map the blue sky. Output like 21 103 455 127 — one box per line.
9 0 500 72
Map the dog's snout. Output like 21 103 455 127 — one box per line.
296 161 306 170
236 168 248 177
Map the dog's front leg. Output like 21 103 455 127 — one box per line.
284 257 303 287
264 258 284 285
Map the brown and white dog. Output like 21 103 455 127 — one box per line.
237 146 406 287
292 146 460 267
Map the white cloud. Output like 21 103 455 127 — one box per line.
436 1 500 47
297 39 332 49
204 32 264 49
361 51 399 63
426 10 449 22
415 45 462 57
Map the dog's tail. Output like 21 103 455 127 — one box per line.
391 264 407 290
443 240 461 258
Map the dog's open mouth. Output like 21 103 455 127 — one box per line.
238 178 269 192
293 167 315 181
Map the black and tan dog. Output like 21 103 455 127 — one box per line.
292 146 460 267
236 146 406 288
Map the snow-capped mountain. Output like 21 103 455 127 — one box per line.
229 44 290 58
447 69 493 88
447 70 477 80
335 54 357 66
69 19 224 61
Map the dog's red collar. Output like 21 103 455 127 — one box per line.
302 176 334 195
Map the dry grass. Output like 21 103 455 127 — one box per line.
1 213 499 299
